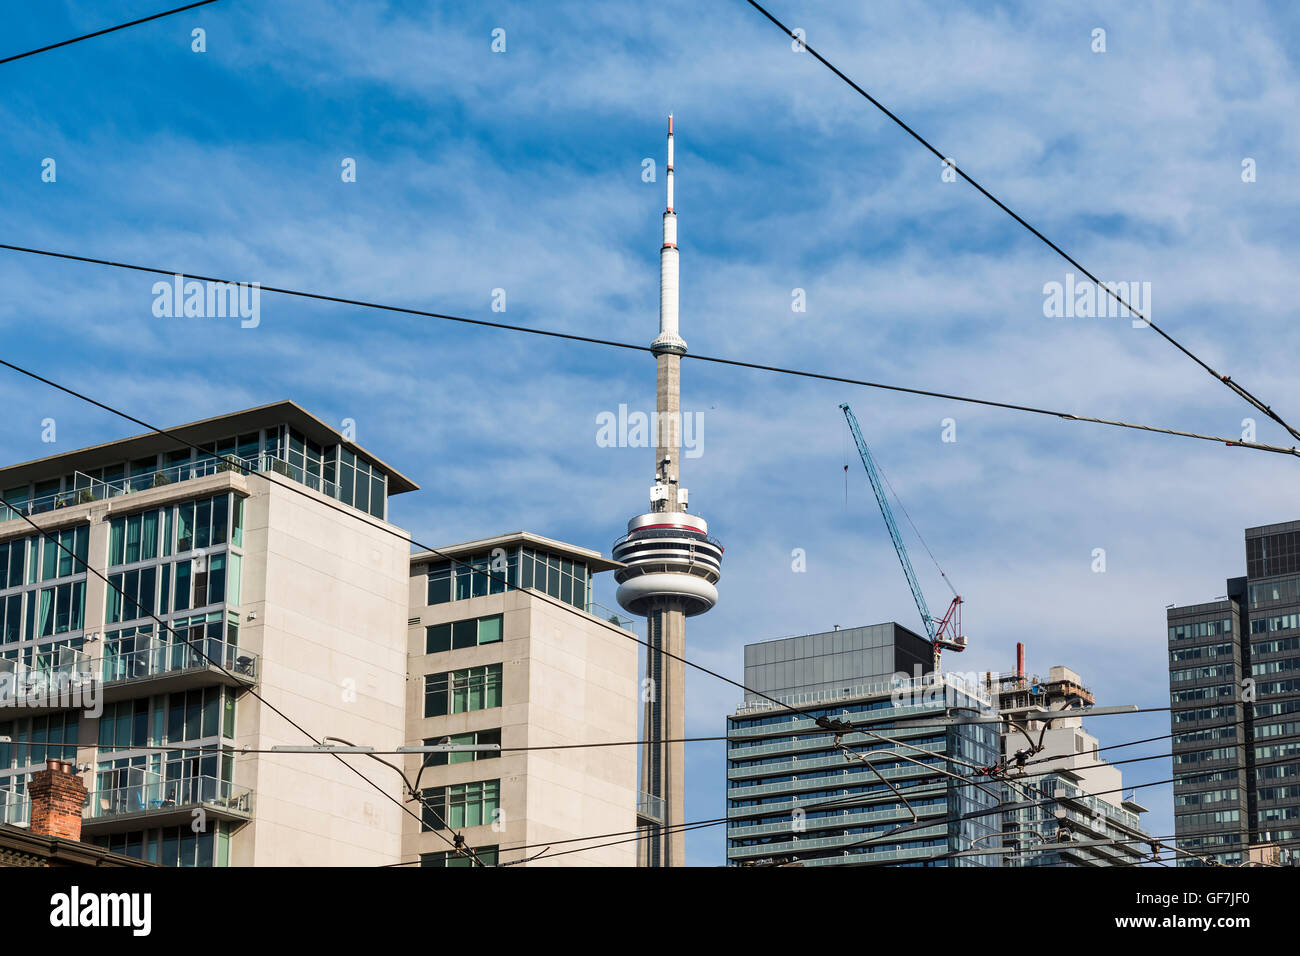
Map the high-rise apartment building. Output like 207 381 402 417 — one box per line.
0 402 416 865
725 624 1002 867
1167 520 1300 865
0 402 643 867
987 659 1150 866
404 533 640 867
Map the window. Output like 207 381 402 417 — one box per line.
109 511 161 567
425 614 503 653
425 664 502 717
40 526 89 580
424 672 449 718
453 665 503 713
452 619 476 650
38 581 85 635
105 568 156 625
427 552 516 606
478 614 502 644
420 846 498 867
422 729 501 767
420 779 500 830
0 538 26 588
425 623 450 654
427 561 452 605
0 713 77 768
519 548 589 609
94 825 225 868
99 699 151 750
448 780 499 828
175 494 230 555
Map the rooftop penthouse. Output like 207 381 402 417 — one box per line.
0 401 419 525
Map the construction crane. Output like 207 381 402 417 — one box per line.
840 403 967 675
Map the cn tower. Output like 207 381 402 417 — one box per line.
613 116 723 867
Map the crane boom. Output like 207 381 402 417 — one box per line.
839 403 966 671
840 403 936 643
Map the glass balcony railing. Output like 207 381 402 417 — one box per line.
726 801 947 839
99 639 257 685
84 775 252 822
1 451 340 522
0 651 96 707
728 823 948 860
636 791 666 823
0 642 256 709
586 601 634 631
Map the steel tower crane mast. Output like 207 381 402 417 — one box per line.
840 403 967 674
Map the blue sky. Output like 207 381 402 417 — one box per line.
3 0 1300 865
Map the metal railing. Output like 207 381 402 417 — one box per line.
728 823 948 859
85 775 252 821
1 451 341 522
732 671 992 716
726 801 946 839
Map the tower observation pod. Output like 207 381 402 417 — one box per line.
613 116 723 867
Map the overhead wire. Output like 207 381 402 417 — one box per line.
0 1 222 66
0 243 1294 458
742 0 1300 446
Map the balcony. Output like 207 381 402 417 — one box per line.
97 638 258 700
0 652 98 716
0 641 257 714
82 774 252 835
727 822 948 861
1 451 339 523
585 601 635 631
726 801 947 840
636 791 665 826
727 740 945 782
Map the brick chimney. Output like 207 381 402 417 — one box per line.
29 760 87 842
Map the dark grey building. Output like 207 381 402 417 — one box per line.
725 623 1002 867
741 622 933 702
1167 520 1300 865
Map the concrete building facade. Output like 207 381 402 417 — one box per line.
404 534 640 867
0 402 416 866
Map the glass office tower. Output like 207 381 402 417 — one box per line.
1167 520 1300 866
725 624 1001 867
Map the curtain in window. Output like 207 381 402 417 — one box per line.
37 588 53 637
142 511 159 561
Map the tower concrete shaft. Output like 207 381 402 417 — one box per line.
654 352 681 510
639 603 686 866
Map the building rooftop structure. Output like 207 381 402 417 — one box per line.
0 400 418 525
